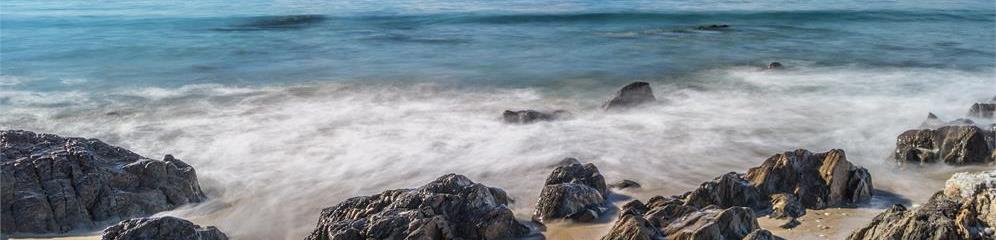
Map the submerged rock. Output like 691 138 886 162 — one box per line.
610 179 642 190
969 103 996 119
695 24 730 31
305 174 529 240
604 82 656 110
894 126 993 165
766 62 784 70
101 216 228 240
745 149 873 209
534 159 608 223
501 110 568 124
0 130 206 234
848 170 996 240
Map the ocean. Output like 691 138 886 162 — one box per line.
2 0 995 239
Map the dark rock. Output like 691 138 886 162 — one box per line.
304 174 529 240
534 159 608 223
894 126 993 165
745 149 873 209
0 130 206 234
848 170 995 240
743 229 786 240
501 110 568 124
768 193 804 219
920 112 945 128
604 82 656 110
969 103 996 119
661 206 760 240
766 62 783 70
600 211 665 240
682 172 763 210
101 216 227 240
695 24 730 31
610 179 642 190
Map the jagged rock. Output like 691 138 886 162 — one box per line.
920 112 945 128
847 170 996 240
969 103 996 119
769 193 804 219
305 174 528 240
683 172 763 210
501 110 568 124
895 126 993 165
0 130 206 234
610 179 642 190
101 216 227 240
601 211 665 240
661 206 760 240
744 149 873 209
743 229 785 240
534 159 608 223
766 62 783 70
604 82 655 110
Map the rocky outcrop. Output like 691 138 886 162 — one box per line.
745 149 873 209
682 172 763 210
602 199 771 240
968 103 995 119
847 170 996 240
501 110 568 124
604 82 655 110
894 126 993 165
305 174 529 240
768 193 804 219
101 216 228 240
1 130 206 234
534 159 608 223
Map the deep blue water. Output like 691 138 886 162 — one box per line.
2 0 994 92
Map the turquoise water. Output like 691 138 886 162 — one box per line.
3 0 994 91
2 1 995 239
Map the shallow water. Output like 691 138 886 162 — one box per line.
2 0 996 239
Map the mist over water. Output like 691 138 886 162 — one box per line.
3 65 993 239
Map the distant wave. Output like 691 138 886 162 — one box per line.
213 14 326 31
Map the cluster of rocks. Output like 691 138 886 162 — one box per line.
101 216 228 240
848 170 995 240
894 99 996 166
599 149 872 240
501 81 656 124
304 174 530 240
1 130 227 239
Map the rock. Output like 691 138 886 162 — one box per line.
695 24 730 31
769 193 804 219
661 206 761 240
920 112 945 128
501 110 568 124
610 179 642 190
744 149 873 209
604 82 656 110
682 172 763 210
743 229 786 240
101 216 227 240
600 211 665 240
0 130 206 234
534 159 608 223
969 103 996 119
766 62 784 70
894 126 993 165
305 174 529 240
847 170 996 240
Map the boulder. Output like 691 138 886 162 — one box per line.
501 110 568 124
743 229 786 240
744 149 873 209
610 179 642 190
847 170 996 240
894 126 993 165
661 206 760 240
533 159 608 223
101 216 227 240
604 82 656 110
682 172 763 210
0 130 206 234
768 193 804 219
601 211 665 240
304 174 529 240
969 103 996 119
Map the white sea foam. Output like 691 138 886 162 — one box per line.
1 65 993 239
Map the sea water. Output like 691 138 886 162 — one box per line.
1 0 995 239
